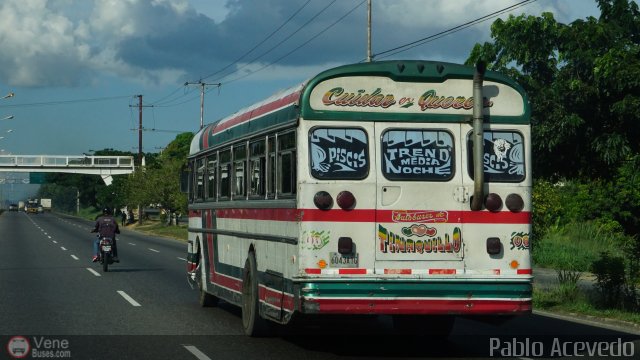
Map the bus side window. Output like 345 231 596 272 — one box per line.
249 139 266 198
187 160 195 203
206 154 217 201
233 143 247 198
267 136 276 198
278 132 296 196
219 149 231 200
196 158 206 201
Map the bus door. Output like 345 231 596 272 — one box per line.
374 123 464 272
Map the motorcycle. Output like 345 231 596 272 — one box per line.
98 236 115 272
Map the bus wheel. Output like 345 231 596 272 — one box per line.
392 315 455 337
241 252 269 336
197 253 218 307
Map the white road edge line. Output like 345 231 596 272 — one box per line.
61 247 67 251
182 345 212 360
117 290 141 307
177 257 187 261
71 255 79 260
128 243 136 246
86 268 101 277
148 248 160 253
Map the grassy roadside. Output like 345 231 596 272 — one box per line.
533 285 640 327
533 220 640 328
126 220 188 241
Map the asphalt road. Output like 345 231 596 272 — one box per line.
1 211 639 359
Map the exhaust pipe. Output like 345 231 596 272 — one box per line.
470 61 486 211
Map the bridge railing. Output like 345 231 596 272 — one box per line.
0 155 134 168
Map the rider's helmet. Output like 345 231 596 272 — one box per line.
102 207 112 215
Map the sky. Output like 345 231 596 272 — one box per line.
0 0 607 201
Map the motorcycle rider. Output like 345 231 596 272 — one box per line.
91 207 120 262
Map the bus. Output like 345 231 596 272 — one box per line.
184 60 532 336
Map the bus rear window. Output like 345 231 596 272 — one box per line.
309 128 368 180
382 129 454 181
467 130 525 182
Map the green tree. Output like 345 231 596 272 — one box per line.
467 0 640 179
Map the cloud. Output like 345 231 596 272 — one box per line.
0 0 599 89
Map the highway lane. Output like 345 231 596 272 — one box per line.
1 211 639 359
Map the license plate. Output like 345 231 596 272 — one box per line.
102 246 111 252
329 252 359 268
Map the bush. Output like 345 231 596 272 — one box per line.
591 252 626 308
533 221 624 271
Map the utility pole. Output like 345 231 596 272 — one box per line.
184 81 221 130
137 95 143 165
367 0 372 62
129 95 153 166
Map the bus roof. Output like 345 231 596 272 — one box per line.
191 60 530 155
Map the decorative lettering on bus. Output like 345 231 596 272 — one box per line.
379 225 462 254
392 210 448 223
417 89 493 111
402 224 437 237
468 131 525 182
510 232 530 250
382 130 453 180
322 87 396 108
302 230 331 250
310 128 369 179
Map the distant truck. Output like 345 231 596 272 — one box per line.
18 201 25 211
40 198 52 212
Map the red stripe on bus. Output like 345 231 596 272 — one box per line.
384 269 412 274
216 208 302 221
203 208 530 224
429 269 457 275
308 298 531 315
305 268 322 274
517 269 532 275
338 268 367 275
212 91 301 135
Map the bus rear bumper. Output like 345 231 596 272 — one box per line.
298 280 532 315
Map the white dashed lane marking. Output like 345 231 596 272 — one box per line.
117 291 141 307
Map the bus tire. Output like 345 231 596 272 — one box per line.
197 255 218 307
242 252 269 337
392 315 455 337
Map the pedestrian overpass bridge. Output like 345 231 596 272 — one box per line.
0 155 135 185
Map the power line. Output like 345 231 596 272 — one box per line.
373 0 537 60
221 0 365 86
209 0 339 84
200 0 313 82
0 95 132 108
152 1 313 108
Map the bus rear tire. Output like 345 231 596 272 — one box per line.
242 252 269 337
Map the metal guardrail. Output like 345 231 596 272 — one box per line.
0 155 135 175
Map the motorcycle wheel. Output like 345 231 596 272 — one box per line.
102 253 109 272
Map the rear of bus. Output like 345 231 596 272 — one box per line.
293 61 532 321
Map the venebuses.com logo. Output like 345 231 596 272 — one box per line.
6 336 71 359
6 336 30 359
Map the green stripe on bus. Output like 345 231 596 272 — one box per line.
202 105 298 151
300 281 532 299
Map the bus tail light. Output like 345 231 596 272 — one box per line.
505 193 524 213
314 191 333 210
338 237 353 254
336 191 356 210
486 237 502 255
484 193 502 212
